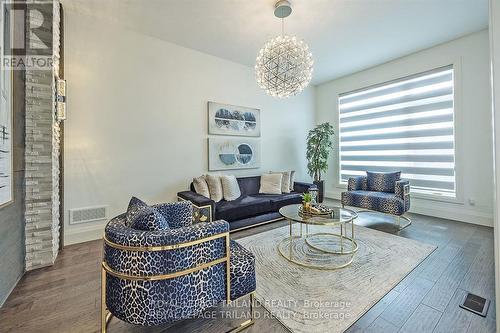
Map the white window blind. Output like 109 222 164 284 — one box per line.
338 65 456 197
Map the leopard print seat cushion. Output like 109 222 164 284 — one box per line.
341 190 406 215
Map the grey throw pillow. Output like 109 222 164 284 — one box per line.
289 170 296 191
260 173 283 194
270 171 291 193
205 174 223 202
193 175 210 198
220 175 241 201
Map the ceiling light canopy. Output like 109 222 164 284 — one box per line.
255 0 314 98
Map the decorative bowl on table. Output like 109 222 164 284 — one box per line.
298 204 333 217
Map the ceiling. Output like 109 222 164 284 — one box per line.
60 0 489 85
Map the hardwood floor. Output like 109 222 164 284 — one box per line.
0 205 495 333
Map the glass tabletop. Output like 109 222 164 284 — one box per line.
279 204 357 225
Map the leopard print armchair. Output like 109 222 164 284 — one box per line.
341 171 411 230
101 202 256 332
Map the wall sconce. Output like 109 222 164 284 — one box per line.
56 79 66 121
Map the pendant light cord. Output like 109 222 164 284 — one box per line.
281 16 284 36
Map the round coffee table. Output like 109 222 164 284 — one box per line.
277 204 358 270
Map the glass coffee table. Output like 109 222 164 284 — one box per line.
278 204 358 270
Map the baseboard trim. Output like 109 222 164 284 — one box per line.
325 190 493 227
64 224 104 246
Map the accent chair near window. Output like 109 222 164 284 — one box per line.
341 171 411 230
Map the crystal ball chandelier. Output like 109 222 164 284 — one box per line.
255 0 314 98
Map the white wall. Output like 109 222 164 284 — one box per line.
63 10 314 244
315 30 494 226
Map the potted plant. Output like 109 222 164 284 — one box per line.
301 192 313 211
306 122 335 203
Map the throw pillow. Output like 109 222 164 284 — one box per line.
220 175 241 201
126 196 148 225
289 170 296 191
193 175 210 198
130 206 169 231
270 171 291 193
259 173 283 194
367 171 401 193
205 174 224 202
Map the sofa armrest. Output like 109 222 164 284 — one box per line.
293 181 317 193
347 176 368 191
395 180 410 199
395 180 410 212
178 190 215 223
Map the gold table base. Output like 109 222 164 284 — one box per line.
277 215 358 270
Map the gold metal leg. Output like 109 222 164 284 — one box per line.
227 292 255 333
289 219 292 259
340 224 344 252
226 233 231 303
351 217 355 239
101 266 112 333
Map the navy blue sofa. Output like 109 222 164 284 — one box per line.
177 175 316 231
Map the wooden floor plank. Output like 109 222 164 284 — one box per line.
379 277 435 327
398 304 442 333
345 289 400 332
432 288 473 333
422 241 481 311
366 317 399 333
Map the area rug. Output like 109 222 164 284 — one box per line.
237 224 436 333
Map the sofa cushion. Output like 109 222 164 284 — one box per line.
367 171 401 193
220 175 242 201
206 174 223 202
193 175 210 198
259 173 283 194
255 192 302 211
270 171 291 194
341 190 405 215
237 176 261 196
216 195 273 221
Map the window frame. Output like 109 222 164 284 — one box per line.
334 59 464 205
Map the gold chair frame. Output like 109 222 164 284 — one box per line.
101 232 255 333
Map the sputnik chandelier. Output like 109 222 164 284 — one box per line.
255 0 314 98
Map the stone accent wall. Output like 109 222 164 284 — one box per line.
24 0 61 270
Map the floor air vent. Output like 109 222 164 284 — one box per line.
459 292 490 317
69 206 108 225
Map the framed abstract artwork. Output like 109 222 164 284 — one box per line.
208 137 261 171
208 102 261 137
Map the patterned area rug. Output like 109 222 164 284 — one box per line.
237 224 436 333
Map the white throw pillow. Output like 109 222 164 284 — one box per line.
220 175 241 201
193 176 210 198
260 173 283 194
289 170 296 191
270 171 291 193
205 174 223 202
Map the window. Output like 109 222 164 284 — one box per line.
338 65 456 198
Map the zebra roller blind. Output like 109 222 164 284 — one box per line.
339 65 456 197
